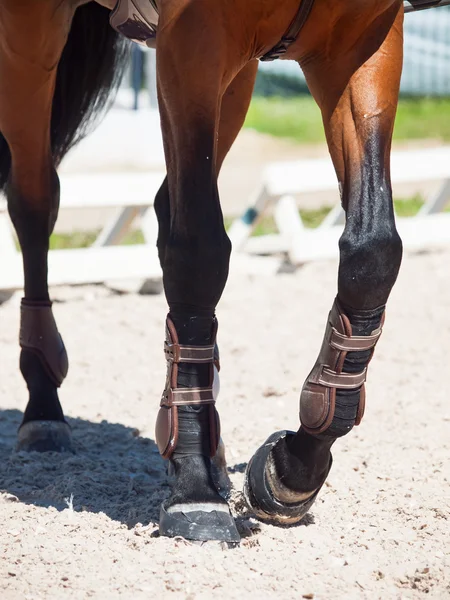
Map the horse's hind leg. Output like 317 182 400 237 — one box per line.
0 1 75 451
154 7 256 541
245 4 404 523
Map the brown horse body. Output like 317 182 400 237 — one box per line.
0 0 406 541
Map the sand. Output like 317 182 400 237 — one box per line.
0 246 449 599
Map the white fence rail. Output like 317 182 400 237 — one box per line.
229 146 450 265
0 172 164 301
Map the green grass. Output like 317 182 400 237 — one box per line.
300 206 333 228
394 194 424 217
244 96 450 144
47 229 145 250
246 206 332 235
49 231 97 250
245 96 325 144
394 98 450 141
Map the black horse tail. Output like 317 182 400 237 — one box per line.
0 3 130 191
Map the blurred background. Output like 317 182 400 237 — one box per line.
55 6 450 246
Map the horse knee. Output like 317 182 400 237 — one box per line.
163 228 232 311
7 168 60 243
338 218 403 309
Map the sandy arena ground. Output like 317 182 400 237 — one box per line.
1 244 449 599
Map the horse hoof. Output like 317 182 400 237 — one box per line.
244 430 332 525
159 501 240 543
16 420 74 453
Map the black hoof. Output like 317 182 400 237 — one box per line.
244 430 332 525
16 420 74 453
159 501 240 543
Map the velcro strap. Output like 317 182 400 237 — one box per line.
330 327 381 352
162 387 215 407
164 342 215 364
318 367 367 389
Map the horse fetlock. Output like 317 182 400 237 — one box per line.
300 298 384 437
20 299 68 389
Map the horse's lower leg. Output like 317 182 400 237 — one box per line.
154 60 258 266
154 9 255 540
245 4 404 523
0 1 75 451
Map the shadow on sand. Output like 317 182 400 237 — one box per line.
0 408 168 527
0 409 316 532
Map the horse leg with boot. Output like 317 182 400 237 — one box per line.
153 60 258 497
0 1 127 451
154 3 257 542
245 1 404 523
0 1 78 452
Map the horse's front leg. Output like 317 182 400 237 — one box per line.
245 3 404 523
0 1 76 452
154 7 255 542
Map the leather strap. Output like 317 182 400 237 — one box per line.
300 299 384 435
318 367 367 389
19 300 69 388
404 0 449 12
164 342 215 364
330 328 381 352
259 0 448 63
260 0 315 62
163 387 215 407
155 316 220 459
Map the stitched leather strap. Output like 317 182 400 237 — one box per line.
318 367 367 389
330 327 381 352
162 387 215 407
260 0 315 61
164 342 215 364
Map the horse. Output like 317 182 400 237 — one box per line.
0 0 434 543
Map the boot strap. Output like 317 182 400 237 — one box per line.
19 299 68 388
155 316 220 459
300 299 384 435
